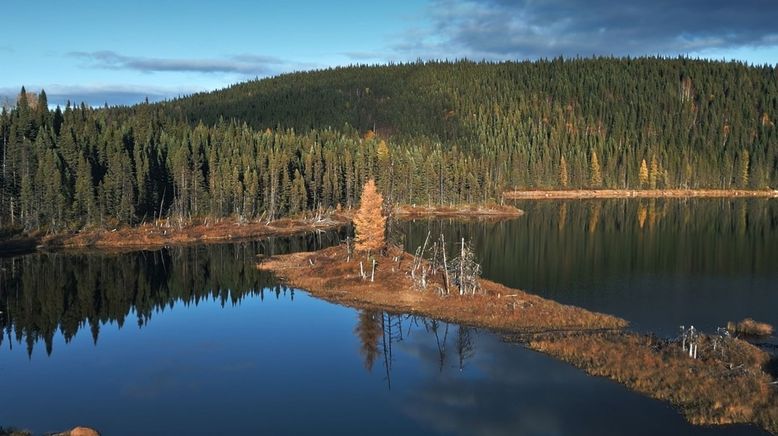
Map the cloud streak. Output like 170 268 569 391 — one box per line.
69 50 296 75
0 84 204 107
396 0 778 61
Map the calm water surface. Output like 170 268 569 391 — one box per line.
1 201 774 435
404 198 778 337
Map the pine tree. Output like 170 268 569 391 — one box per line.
73 156 96 225
353 179 386 253
290 169 307 214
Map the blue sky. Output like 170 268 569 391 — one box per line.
2 0 777 107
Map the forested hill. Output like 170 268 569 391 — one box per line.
1 58 777 232
166 58 775 138
164 57 778 187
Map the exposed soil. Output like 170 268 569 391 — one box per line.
259 244 778 435
503 189 778 200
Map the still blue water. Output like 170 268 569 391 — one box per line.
1 203 774 435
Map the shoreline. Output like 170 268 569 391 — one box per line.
504 189 778 200
393 204 524 218
38 216 351 251
0 205 524 254
259 244 778 434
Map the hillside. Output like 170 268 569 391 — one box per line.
164 58 778 187
1 58 777 232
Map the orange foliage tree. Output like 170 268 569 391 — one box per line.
354 179 386 253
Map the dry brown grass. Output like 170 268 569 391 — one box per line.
526 332 778 433
259 244 626 333
37 215 351 250
503 189 778 200
394 204 524 218
728 318 775 337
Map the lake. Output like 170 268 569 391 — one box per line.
404 198 778 337
1 199 775 435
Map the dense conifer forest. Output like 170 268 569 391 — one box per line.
1 57 776 232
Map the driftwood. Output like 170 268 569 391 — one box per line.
409 232 482 296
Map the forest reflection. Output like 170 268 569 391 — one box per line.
403 198 778 289
0 231 344 357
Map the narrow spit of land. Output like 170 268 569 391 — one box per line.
259 244 778 435
393 204 524 218
504 189 778 200
0 205 523 253
35 216 351 250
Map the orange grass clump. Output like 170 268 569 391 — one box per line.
527 332 777 433
728 318 775 337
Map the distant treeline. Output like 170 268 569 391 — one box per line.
1 57 777 231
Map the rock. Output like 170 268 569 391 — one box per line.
56 427 100 436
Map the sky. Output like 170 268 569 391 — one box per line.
1 0 777 107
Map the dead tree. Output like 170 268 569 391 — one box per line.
679 325 699 359
449 238 482 295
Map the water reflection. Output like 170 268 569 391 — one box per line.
402 198 778 335
0 233 768 435
353 311 764 436
356 311 479 389
0 231 343 357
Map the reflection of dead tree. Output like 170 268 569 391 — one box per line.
381 312 404 389
423 318 450 372
456 326 475 371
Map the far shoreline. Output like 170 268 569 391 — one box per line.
504 188 778 200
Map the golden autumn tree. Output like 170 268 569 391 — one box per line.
649 155 660 189
739 149 750 188
354 179 386 253
590 151 602 187
559 155 569 188
639 159 649 188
